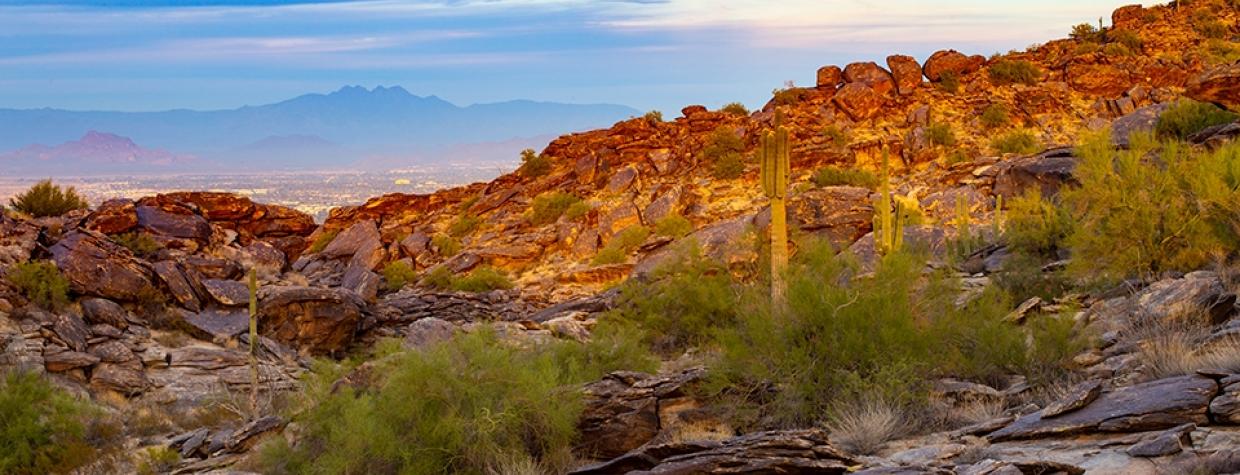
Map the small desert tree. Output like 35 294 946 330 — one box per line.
8 180 89 217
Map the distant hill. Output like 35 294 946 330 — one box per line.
0 131 196 175
0 86 640 174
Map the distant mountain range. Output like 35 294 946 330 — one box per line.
0 86 640 175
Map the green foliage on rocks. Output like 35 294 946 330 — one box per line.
529 192 583 226
1155 99 1239 141
653 214 693 238
308 230 339 254
8 180 89 218
431 234 462 257
811 165 879 189
592 226 651 265
990 130 1041 155
451 266 514 292
927 123 956 147
980 104 1011 129
0 371 100 475
112 232 163 257
720 102 749 116
518 148 553 178
382 260 418 292
703 126 746 180
987 60 1041 86
7 260 70 310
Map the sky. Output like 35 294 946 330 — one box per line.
0 0 1153 113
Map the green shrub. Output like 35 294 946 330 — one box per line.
1203 38 1240 64
7 261 70 310
1005 189 1073 255
987 60 1041 86
1070 23 1102 42
8 180 89 218
994 251 1072 303
448 213 482 238
927 123 956 147
1103 42 1134 57
980 104 1010 129
644 110 663 123
382 260 418 292
1155 99 1238 140
1061 131 1232 283
529 192 582 226
136 446 180 475
518 149 553 178
1196 19 1228 39
990 130 1040 155
112 232 163 257
721 102 749 116
264 329 649 475
771 88 809 107
936 71 960 94
703 126 746 179
564 201 591 221
1074 42 1101 55
605 242 739 353
653 214 693 238
0 371 98 475
592 226 651 265
944 149 972 166
811 165 880 189
822 125 849 148
420 266 454 290
308 230 339 254
451 266 514 292
1108 29 1143 50
431 234 461 257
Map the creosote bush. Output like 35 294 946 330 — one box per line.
431 234 462 257
1004 189 1073 256
448 213 482 238
1108 29 1143 51
980 104 1010 129
7 260 70 310
987 60 1041 86
451 266 514 292
822 125 849 147
644 110 663 123
703 126 746 179
1070 23 1102 42
936 71 961 94
112 232 163 257
720 102 749 116
653 214 693 238
0 371 100 475
518 148 553 178
258 329 652 475
990 130 1040 155
8 179 89 218
927 122 956 147
592 225 651 265
529 191 582 226
1155 99 1238 141
811 165 880 189
382 260 418 292
564 201 591 221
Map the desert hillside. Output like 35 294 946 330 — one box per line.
3 1 1240 474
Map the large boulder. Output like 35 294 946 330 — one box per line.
789 186 873 247
258 286 365 355
923 49 984 82
843 61 895 96
833 82 885 121
81 298 130 329
319 220 382 259
577 369 705 459
135 205 212 241
570 429 856 475
988 375 1217 441
83 199 138 235
992 147 1079 199
1187 62 1240 112
1111 103 1171 148
50 231 153 302
1066 63 1132 97
886 54 923 95
816 65 843 89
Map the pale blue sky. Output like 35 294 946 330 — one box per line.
0 0 1151 112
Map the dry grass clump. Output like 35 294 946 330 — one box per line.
1127 312 1240 379
824 398 905 455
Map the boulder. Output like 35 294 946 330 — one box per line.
992 147 1078 199
182 255 243 280
843 61 895 96
789 186 873 247
1111 5 1147 30
320 220 382 259
43 348 100 372
833 82 885 121
1134 271 1228 323
577 369 706 460
988 375 1217 441
1111 103 1171 148
90 362 148 395
50 231 153 301
1066 63 1131 97
887 54 923 95
340 263 380 303
816 65 843 89
1187 62 1240 112
151 261 202 312
399 232 431 259
1042 380 1104 418
258 286 365 355
403 317 456 349
923 49 984 82
136 205 212 241
1126 423 1194 458
81 298 130 329
570 428 856 475
83 198 138 235
182 307 250 339
201 279 250 307
1210 375 1240 423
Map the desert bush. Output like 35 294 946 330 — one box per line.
771 87 809 107
261 329 649 475
382 261 417 292
990 130 1040 155
605 242 739 353
420 266 454 289
644 110 663 123
1203 38 1240 64
980 104 1010 129
112 232 163 257
1103 42 1134 57
447 266 513 292
1074 42 1101 55
822 125 849 147
944 149 972 166
431 234 461 257
824 398 904 455
721 102 749 116
703 126 746 179
936 71 961 93
1070 23 1102 42
529 192 582 226
592 226 652 265
1196 19 1229 39
518 149 553 178
564 201 591 221
448 213 482 237
987 60 1040 86
927 122 956 147
993 251 1072 303
811 165 880 189
0 371 99 475
135 446 180 475
9 180 88 218
1108 29 1144 50
7 260 70 310
308 230 339 254
1155 99 1238 140
1004 189 1073 255
653 214 693 238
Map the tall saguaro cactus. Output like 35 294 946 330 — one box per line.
874 148 904 255
760 114 791 302
248 267 259 416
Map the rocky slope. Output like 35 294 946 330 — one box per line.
2 1 1240 474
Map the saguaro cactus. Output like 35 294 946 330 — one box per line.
760 114 791 301
874 148 904 255
248 267 259 416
